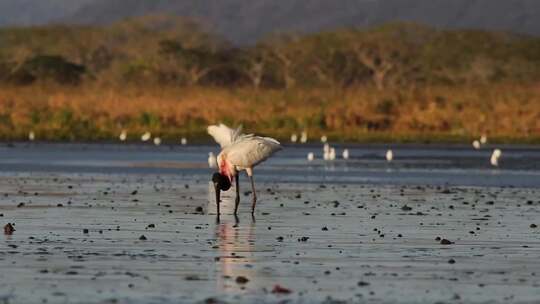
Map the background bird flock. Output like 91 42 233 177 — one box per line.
25 129 503 167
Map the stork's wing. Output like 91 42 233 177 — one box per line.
226 136 282 168
207 123 243 148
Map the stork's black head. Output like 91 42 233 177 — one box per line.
212 172 231 191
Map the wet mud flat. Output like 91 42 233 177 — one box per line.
1 172 540 304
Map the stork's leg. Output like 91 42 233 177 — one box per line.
234 172 240 215
246 168 257 215
214 184 221 216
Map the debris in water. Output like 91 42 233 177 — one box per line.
272 284 292 294
4 223 15 235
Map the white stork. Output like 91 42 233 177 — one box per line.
208 124 282 215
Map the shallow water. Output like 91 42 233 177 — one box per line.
1 142 540 187
1 143 540 304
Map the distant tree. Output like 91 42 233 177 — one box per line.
265 34 307 89
158 39 222 85
8 55 85 85
347 24 429 89
304 32 362 87
236 46 272 88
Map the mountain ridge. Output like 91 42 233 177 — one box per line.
1 0 539 44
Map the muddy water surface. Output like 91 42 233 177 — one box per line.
1 143 540 303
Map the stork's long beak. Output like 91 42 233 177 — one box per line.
214 182 221 216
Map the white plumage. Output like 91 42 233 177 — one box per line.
323 143 330 153
386 149 393 162
207 124 243 148
119 130 127 141
342 149 349 160
290 133 298 143
181 137 188 145
323 143 331 161
472 140 480 149
28 131 35 141
208 123 282 215
208 152 218 168
300 131 308 143
220 136 281 170
329 148 336 161
323 150 330 161
490 149 502 167
321 135 327 143
141 132 151 142
480 135 488 145
153 137 161 146
307 152 314 161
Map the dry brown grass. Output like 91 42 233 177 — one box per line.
0 83 539 143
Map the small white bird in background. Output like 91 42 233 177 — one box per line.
329 148 336 161
300 131 308 143
490 148 502 167
323 143 330 160
386 149 394 162
323 149 330 161
342 149 349 160
480 135 488 145
307 152 314 161
28 131 35 141
208 152 218 168
472 140 481 149
119 130 127 141
153 137 161 146
290 133 298 143
141 131 151 142
208 123 282 215
321 135 328 143
323 143 330 153
181 137 188 145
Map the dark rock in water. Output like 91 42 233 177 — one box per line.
440 239 454 245
4 223 15 235
17 202 25 208
401 205 412 211
203 297 228 304
271 284 292 294
322 226 328 231
146 224 155 229
448 258 456 264
139 235 147 240
131 190 138 195
83 228 89 234
235 276 249 284
185 275 201 281
195 206 204 213
435 237 441 241
357 281 370 287
298 236 309 242
530 224 538 228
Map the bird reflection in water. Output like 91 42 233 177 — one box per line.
212 214 258 294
